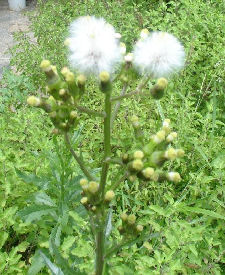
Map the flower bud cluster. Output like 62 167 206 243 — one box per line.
118 213 143 236
122 118 184 183
80 178 115 211
27 60 86 134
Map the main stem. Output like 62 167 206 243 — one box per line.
96 90 111 275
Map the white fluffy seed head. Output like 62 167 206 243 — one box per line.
133 31 185 78
68 16 122 76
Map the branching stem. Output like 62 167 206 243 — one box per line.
64 133 95 181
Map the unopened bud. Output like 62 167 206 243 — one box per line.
64 38 71 46
80 178 88 186
166 132 177 142
176 149 185 158
104 190 115 202
162 119 171 134
133 150 144 159
140 28 149 39
122 153 129 164
121 213 128 221
51 65 58 75
92 206 96 211
99 71 110 83
88 181 99 194
164 148 177 160
59 89 66 97
40 60 51 71
167 172 181 183
65 72 75 82
61 67 70 77
129 175 137 182
156 78 168 90
27 96 41 107
80 197 88 205
136 224 143 232
142 167 155 179
132 159 144 171
152 130 166 144
77 74 86 86
127 214 136 225
70 111 78 119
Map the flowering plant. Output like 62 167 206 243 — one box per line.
27 16 185 274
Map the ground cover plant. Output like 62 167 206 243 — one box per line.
0 0 224 274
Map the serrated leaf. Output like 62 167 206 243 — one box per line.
177 205 225 220
18 205 57 223
39 251 64 275
0 232 8 249
33 192 56 206
28 250 45 275
61 236 76 251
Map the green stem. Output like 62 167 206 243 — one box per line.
99 90 111 198
96 90 111 275
64 133 95 181
76 105 106 117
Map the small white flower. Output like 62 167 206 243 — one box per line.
133 31 185 78
68 16 122 76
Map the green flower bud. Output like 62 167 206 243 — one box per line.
91 206 96 211
99 71 110 83
167 172 181 183
142 167 155 179
164 148 177 160
27 96 41 107
156 78 168 90
176 149 185 158
166 132 177 143
80 197 88 205
104 190 115 202
64 38 71 46
136 224 143 232
133 150 144 159
61 67 70 77
152 130 166 144
88 181 99 194
162 119 171 134
129 175 137 182
77 74 86 86
40 60 51 71
127 214 136 225
131 159 144 171
65 72 75 83
122 153 129 164
80 178 88 186
70 111 78 119
49 111 57 118
121 212 128 221
59 89 66 97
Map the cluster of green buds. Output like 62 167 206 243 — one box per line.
122 118 184 183
80 178 115 211
118 212 143 236
27 60 86 134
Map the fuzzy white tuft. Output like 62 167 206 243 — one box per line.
133 32 185 78
68 16 122 76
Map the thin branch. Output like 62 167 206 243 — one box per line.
111 84 128 128
104 232 160 259
64 133 96 181
110 172 128 191
76 105 106 117
111 77 150 102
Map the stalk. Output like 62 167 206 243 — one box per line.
96 89 111 275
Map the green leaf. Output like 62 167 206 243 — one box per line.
0 232 8 249
39 251 64 275
28 250 45 275
18 205 57 223
177 205 225 220
33 192 56 206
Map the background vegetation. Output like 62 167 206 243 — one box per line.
0 0 224 274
